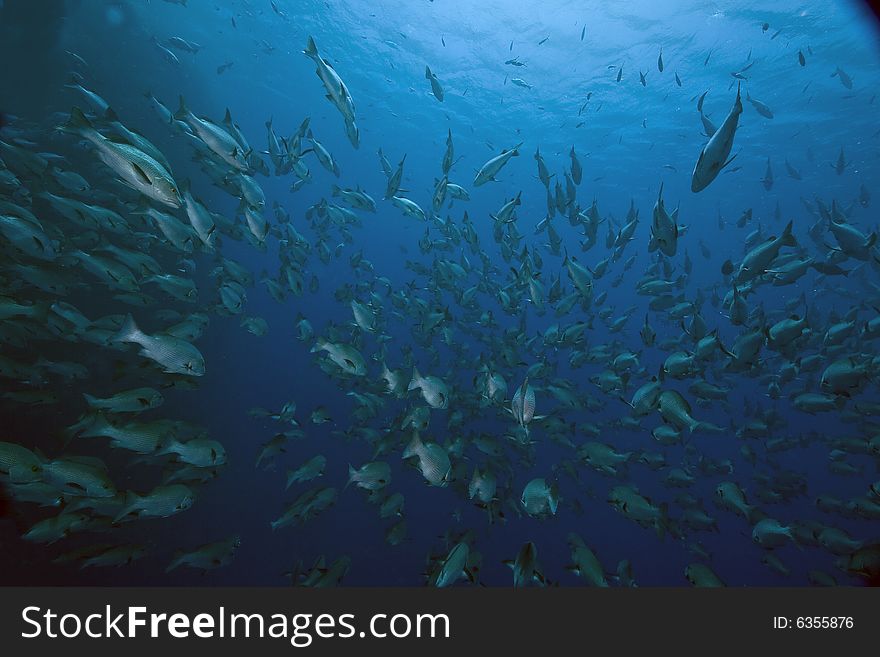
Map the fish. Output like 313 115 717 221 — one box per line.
59 108 182 208
271 487 337 530
691 83 742 192
761 158 774 190
468 466 497 504
569 147 582 185
408 367 449 409
832 147 848 175
473 143 522 186
347 461 391 491
609 486 670 538
506 541 544 587
286 455 327 488
442 129 455 174
114 484 194 522
402 432 451 487
166 36 201 54
649 182 678 257
166 536 240 573
534 148 551 188
510 377 539 429
0 442 44 483
311 339 366 376
113 315 205 376
745 91 774 119
308 131 340 177
303 36 356 125
685 563 724 587
175 96 250 172
831 66 853 89
696 89 709 113
567 533 608 586
521 478 558 517
425 65 444 101
430 541 471 587
385 154 406 198
83 388 164 413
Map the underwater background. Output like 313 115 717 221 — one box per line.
1 0 879 586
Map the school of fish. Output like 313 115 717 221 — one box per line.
0 3 879 588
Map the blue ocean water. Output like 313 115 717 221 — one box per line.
0 0 879 586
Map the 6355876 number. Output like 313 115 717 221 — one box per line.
773 616 854 629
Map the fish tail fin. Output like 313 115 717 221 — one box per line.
174 95 189 121
407 366 422 391
425 65 432 79
344 464 356 491
165 552 184 573
128 195 154 219
402 432 421 459
82 393 99 407
656 502 669 540
303 36 318 59
746 505 766 525
309 338 327 354
788 529 805 552
155 438 179 458
58 106 95 136
330 184 341 197
780 220 797 247
113 492 140 523
112 314 144 345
